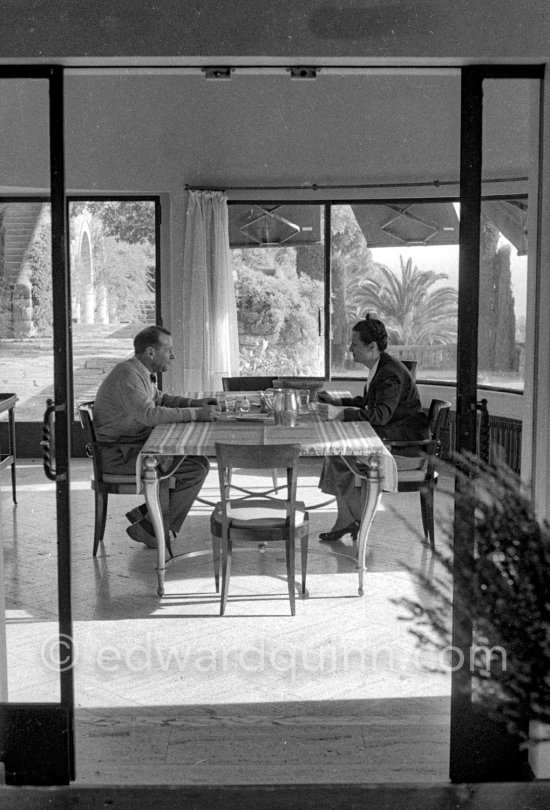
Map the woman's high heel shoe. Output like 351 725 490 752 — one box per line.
319 520 360 542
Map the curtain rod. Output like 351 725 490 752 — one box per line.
185 177 527 193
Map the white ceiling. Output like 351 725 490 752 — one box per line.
0 72 534 196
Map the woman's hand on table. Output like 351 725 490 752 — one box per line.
195 396 218 405
318 403 344 421
317 391 342 406
196 404 220 421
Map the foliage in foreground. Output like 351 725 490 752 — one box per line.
396 453 550 741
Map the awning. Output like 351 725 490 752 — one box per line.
353 200 527 253
228 204 322 248
228 199 528 253
352 202 459 248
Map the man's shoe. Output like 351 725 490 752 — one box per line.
126 521 157 549
125 504 148 525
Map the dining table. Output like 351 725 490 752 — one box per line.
137 394 398 598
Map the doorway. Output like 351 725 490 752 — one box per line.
0 64 544 785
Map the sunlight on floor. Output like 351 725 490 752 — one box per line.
1 457 454 783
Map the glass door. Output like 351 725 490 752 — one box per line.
0 67 74 785
450 65 543 782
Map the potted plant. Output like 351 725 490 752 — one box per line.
396 452 550 776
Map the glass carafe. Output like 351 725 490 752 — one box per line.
272 388 298 427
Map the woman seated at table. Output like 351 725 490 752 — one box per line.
317 314 429 542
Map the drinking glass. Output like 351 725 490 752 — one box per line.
236 396 250 414
297 389 310 414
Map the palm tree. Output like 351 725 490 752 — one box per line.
348 255 458 345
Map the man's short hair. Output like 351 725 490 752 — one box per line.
134 325 171 355
352 314 388 351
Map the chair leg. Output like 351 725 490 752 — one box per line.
420 485 435 549
420 489 428 541
300 526 309 596
11 461 17 505
271 468 278 491
211 534 221 592
220 533 232 615
93 490 108 556
285 534 296 616
160 480 173 558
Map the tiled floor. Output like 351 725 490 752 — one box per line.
1 457 454 784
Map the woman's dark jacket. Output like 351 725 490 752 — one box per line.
340 351 429 443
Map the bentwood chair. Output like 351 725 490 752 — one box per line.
78 401 173 556
342 398 451 550
222 375 279 491
386 398 451 549
401 360 418 381
210 442 309 616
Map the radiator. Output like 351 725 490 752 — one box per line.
443 411 522 473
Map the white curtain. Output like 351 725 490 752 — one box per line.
182 190 239 391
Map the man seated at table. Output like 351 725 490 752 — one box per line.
316 314 429 542
94 325 219 549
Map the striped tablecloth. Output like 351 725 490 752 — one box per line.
139 412 398 492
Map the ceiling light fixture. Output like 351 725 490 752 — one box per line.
203 67 232 80
289 66 318 80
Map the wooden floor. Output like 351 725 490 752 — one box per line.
1 457 454 785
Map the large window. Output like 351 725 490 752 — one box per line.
229 199 527 391
0 198 158 422
229 204 325 377
69 199 158 409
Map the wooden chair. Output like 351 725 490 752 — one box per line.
400 360 418 380
222 376 274 391
386 398 451 549
342 399 451 550
222 375 279 492
210 443 309 616
78 401 171 556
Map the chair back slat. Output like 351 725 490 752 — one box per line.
427 398 451 441
272 378 326 396
78 401 96 443
215 442 300 514
222 376 274 391
401 360 418 380
77 400 105 482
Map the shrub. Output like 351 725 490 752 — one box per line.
396 453 550 743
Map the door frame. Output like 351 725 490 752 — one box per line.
0 60 546 787
0 65 74 785
450 63 545 783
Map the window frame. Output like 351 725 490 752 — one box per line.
229 196 526 395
